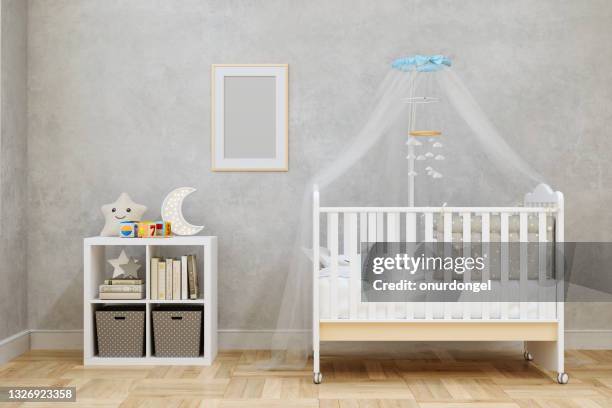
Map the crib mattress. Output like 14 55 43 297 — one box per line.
319 269 557 320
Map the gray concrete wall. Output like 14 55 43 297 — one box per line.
0 0 28 341
25 0 612 339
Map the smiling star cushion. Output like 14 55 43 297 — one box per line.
100 193 147 236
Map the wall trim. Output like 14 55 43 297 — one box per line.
29 330 83 350
1 328 611 362
0 330 30 365
219 329 308 350
565 329 612 350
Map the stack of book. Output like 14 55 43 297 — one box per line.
99 279 145 300
151 255 199 300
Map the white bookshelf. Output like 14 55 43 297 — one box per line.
83 236 217 365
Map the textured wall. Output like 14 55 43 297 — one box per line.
0 0 28 341
26 0 612 336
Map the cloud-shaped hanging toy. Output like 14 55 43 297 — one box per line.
161 187 204 236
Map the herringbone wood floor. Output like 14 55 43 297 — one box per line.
1 349 611 407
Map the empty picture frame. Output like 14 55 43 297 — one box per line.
211 64 289 171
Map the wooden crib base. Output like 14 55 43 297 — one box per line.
319 321 558 342
315 320 567 384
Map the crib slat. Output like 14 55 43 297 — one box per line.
425 212 434 320
376 213 384 242
425 213 434 241
387 212 400 241
500 213 510 320
328 213 339 320
481 213 490 320
424 213 434 250
359 212 368 319
359 213 368 250
367 213 377 319
443 212 453 320
538 211 547 319
519 212 528 320
405 212 416 320
387 213 399 319
461 212 472 320
347 213 359 320
375 212 387 319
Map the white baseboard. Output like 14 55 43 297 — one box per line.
0 330 30 365
2 329 284 355
2 329 611 361
0 329 83 362
566 329 612 349
1 329 298 354
219 329 310 350
29 330 83 350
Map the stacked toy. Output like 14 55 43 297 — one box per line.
119 221 172 238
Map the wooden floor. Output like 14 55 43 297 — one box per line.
1 349 612 407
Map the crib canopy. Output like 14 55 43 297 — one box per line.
263 55 548 368
313 54 543 208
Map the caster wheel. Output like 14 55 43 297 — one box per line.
523 351 533 361
313 372 323 384
557 372 569 384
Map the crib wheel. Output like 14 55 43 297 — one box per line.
313 372 323 384
557 372 569 384
523 351 533 361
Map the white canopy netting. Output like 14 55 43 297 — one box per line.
259 55 546 368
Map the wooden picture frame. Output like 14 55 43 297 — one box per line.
211 64 288 172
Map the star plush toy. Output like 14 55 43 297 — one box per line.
107 249 141 279
100 193 147 236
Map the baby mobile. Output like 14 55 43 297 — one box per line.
392 55 451 206
404 96 445 206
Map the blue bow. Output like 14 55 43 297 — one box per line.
391 55 452 72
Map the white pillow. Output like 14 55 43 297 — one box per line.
319 247 350 267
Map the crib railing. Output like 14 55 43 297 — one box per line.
313 188 564 323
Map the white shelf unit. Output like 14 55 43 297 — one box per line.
83 236 218 365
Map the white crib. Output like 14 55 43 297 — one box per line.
312 183 567 384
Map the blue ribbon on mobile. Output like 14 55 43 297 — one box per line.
391 55 452 72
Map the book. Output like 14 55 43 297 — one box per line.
150 258 159 300
187 255 198 300
172 259 181 300
181 255 188 300
158 261 166 300
103 279 143 285
99 292 144 300
187 255 195 299
99 284 144 293
165 258 173 300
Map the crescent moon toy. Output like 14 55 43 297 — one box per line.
161 187 204 236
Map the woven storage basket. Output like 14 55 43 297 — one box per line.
152 308 202 357
95 308 145 357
